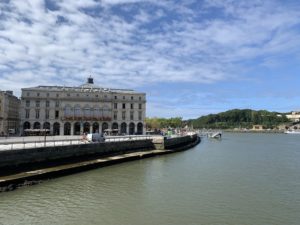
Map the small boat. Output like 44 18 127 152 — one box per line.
208 131 222 139
284 130 300 134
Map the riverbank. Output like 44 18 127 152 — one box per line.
224 129 285 133
0 134 200 192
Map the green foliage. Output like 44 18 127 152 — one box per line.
188 109 289 129
146 117 183 129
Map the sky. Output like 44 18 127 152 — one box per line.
1 0 300 119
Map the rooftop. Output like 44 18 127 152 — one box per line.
22 77 143 94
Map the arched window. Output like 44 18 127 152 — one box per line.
137 123 143 135
102 122 108 133
121 122 127 134
129 122 135 135
64 105 73 117
83 122 90 133
33 122 41 129
53 122 60 135
74 122 81 135
74 105 81 117
23 121 30 130
64 122 71 135
43 122 50 130
84 105 91 118
92 122 99 133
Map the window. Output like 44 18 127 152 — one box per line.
131 96 134 100
35 109 40 119
114 103 118 109
47 93 49 97
25 109 30 118
55 110 59 119
36 100 40 107
130 104 134 109
46 101 49 107
104 95 107 99
96 94 98 97
55 101 59 107
123 96 125 100
114 96 117 99
56 93 59 97
130 111 134 120
139 104 142 109
122 103 126 109
122 111 126 120
26 100 30 107
37 92 40 97
45 110 49 119
139 96 142 101
114 111 118 120
77 93 79 97
138 111 142 120
26 92 30 97
67 93 70 97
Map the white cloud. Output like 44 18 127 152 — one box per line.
0 0 300 103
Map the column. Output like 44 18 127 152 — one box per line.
60 123 64 136
80 122 83 134
71 122 74 135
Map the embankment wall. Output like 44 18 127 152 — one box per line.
0 140 154 169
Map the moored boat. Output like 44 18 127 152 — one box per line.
284 130 300 134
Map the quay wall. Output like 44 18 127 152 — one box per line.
0 134 199 172
0 140 154 169
164 134 198 149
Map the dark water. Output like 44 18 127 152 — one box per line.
0 133 299 225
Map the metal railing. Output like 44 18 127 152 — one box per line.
0 135 157 151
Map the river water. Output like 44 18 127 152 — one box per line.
0 133 299 225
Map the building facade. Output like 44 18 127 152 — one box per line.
286 111 300 122
0 90 20 136
20 77 146 135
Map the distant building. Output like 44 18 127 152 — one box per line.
252 125 264 130
286 111 300 122
20 77 146 135
0 90 20 136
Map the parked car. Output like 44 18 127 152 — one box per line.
86 133 105 143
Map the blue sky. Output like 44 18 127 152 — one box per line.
1 0 300 119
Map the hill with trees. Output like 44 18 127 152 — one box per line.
145 117 183 130
187 109 289 129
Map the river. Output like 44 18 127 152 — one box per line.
0 133 299 225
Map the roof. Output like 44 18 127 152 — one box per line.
21 77 145 95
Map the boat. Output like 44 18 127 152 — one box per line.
208 131 222 139
284 130 300 134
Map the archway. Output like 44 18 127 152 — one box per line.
92 122 99 133
102 122 108 133
129 122 135 135
43 122 50 130
121 122 127 134
23 121 30 130
83 122 90 133
64 122 71 135
137 122 143 135
33 122 41 129
53 122 60 135
74 122 81 135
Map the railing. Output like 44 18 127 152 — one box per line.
0 135 157 151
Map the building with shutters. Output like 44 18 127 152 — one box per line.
20 77 146 136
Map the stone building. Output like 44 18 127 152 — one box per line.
20 77 146 136
0 90 20 136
